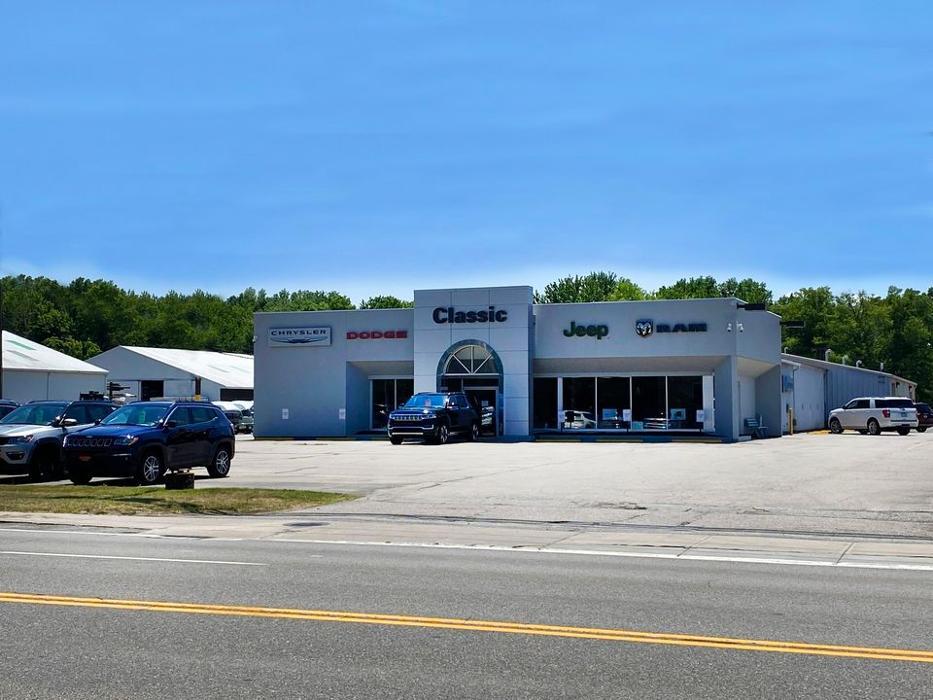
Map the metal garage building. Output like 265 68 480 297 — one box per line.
780 353 917 433
88 346 253 402
2 331 108 403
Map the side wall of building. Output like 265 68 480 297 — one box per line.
3 370 107 402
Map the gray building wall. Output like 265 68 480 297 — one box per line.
254 308 414 437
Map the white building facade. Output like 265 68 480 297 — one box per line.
253 286 788 442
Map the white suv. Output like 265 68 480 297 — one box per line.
828 397 918 436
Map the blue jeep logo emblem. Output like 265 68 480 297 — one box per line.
635 319 653 337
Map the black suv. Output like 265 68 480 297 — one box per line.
387 392 480 445
63 401 235 486
0 399 116 480
915 402 932 433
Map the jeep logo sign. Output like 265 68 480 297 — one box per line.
269 326 332 347
563 321 609 340
635 319 707 337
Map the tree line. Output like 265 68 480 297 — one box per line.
2 272 931 401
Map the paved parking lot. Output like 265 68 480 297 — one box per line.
221 432 933 537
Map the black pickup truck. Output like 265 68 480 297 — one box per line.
387 392 480 445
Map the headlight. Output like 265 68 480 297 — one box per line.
9 435 34 444
113 435 139 447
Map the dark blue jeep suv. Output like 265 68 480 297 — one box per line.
387 392 480 445
62 401 235 485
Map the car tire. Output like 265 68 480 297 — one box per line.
136 450 164 486
389 436 403 445
434 423 450 445
467 422 479 441
917 427 927 433
829 418 843 434
897 427 911 436
28 448 55 482
867 419 881 436
207 444 232 478
69 469 92 486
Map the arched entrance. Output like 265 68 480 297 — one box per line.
437 341 503 436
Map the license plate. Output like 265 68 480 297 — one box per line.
78 454 92 462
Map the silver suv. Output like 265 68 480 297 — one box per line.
828 397 918 436
0 400 116 480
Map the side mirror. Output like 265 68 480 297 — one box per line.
61 418 79 427
164 420 178 429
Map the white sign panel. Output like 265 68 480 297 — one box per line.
281 408 289 420
268 326 331 347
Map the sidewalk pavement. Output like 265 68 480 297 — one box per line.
3 510 933 570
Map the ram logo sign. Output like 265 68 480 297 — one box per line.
268 327 332 347
635 319 654 337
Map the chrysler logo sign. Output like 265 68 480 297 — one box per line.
269 327 332 347
635 319 707 337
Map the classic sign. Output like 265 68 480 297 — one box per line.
563 321 609 339
433 306 508 324
268 327 332 347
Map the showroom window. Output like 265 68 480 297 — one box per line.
561 377 596 430
533 378 558 430
596 377 631 429
533 375 709 433
371 378 414 429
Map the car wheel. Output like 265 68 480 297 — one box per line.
136 451 164 486
207 445 232 478
917 427 927 433
829 418 843 434
389 436 403 445
28 448 55 482
897 427 911 436
867 419 881 436
436 423 450 445
467 422 479 441
69 469 92 486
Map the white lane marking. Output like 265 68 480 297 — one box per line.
272 539 933 572
0 527 198 539
0 551 268 566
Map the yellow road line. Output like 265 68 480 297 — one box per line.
2 592 931 664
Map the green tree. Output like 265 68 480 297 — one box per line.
608 278 649 301
655 276 720 300
718 277 772 304
536 272 619 303
360 295 413 309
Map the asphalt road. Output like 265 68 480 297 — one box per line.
0 526 930 698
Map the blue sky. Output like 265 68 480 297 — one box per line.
1 1 931 302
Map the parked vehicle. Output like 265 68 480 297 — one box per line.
828 397 918 436
0 400 116 480
213 401 253 434
62 401 235 486
914 402 932 433
0 400 19 420
387 392 480 445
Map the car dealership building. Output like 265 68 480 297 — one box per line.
253 285 788 441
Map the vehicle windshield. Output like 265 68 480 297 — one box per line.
403 393 448 409
101 404 170 426
0 402 68 426
917 403 931 411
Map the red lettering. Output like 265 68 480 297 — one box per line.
371 331 383 339
346 332 358 340
347 329 410 340
359 332 370 339
397 330 408 338
384 330 395 339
